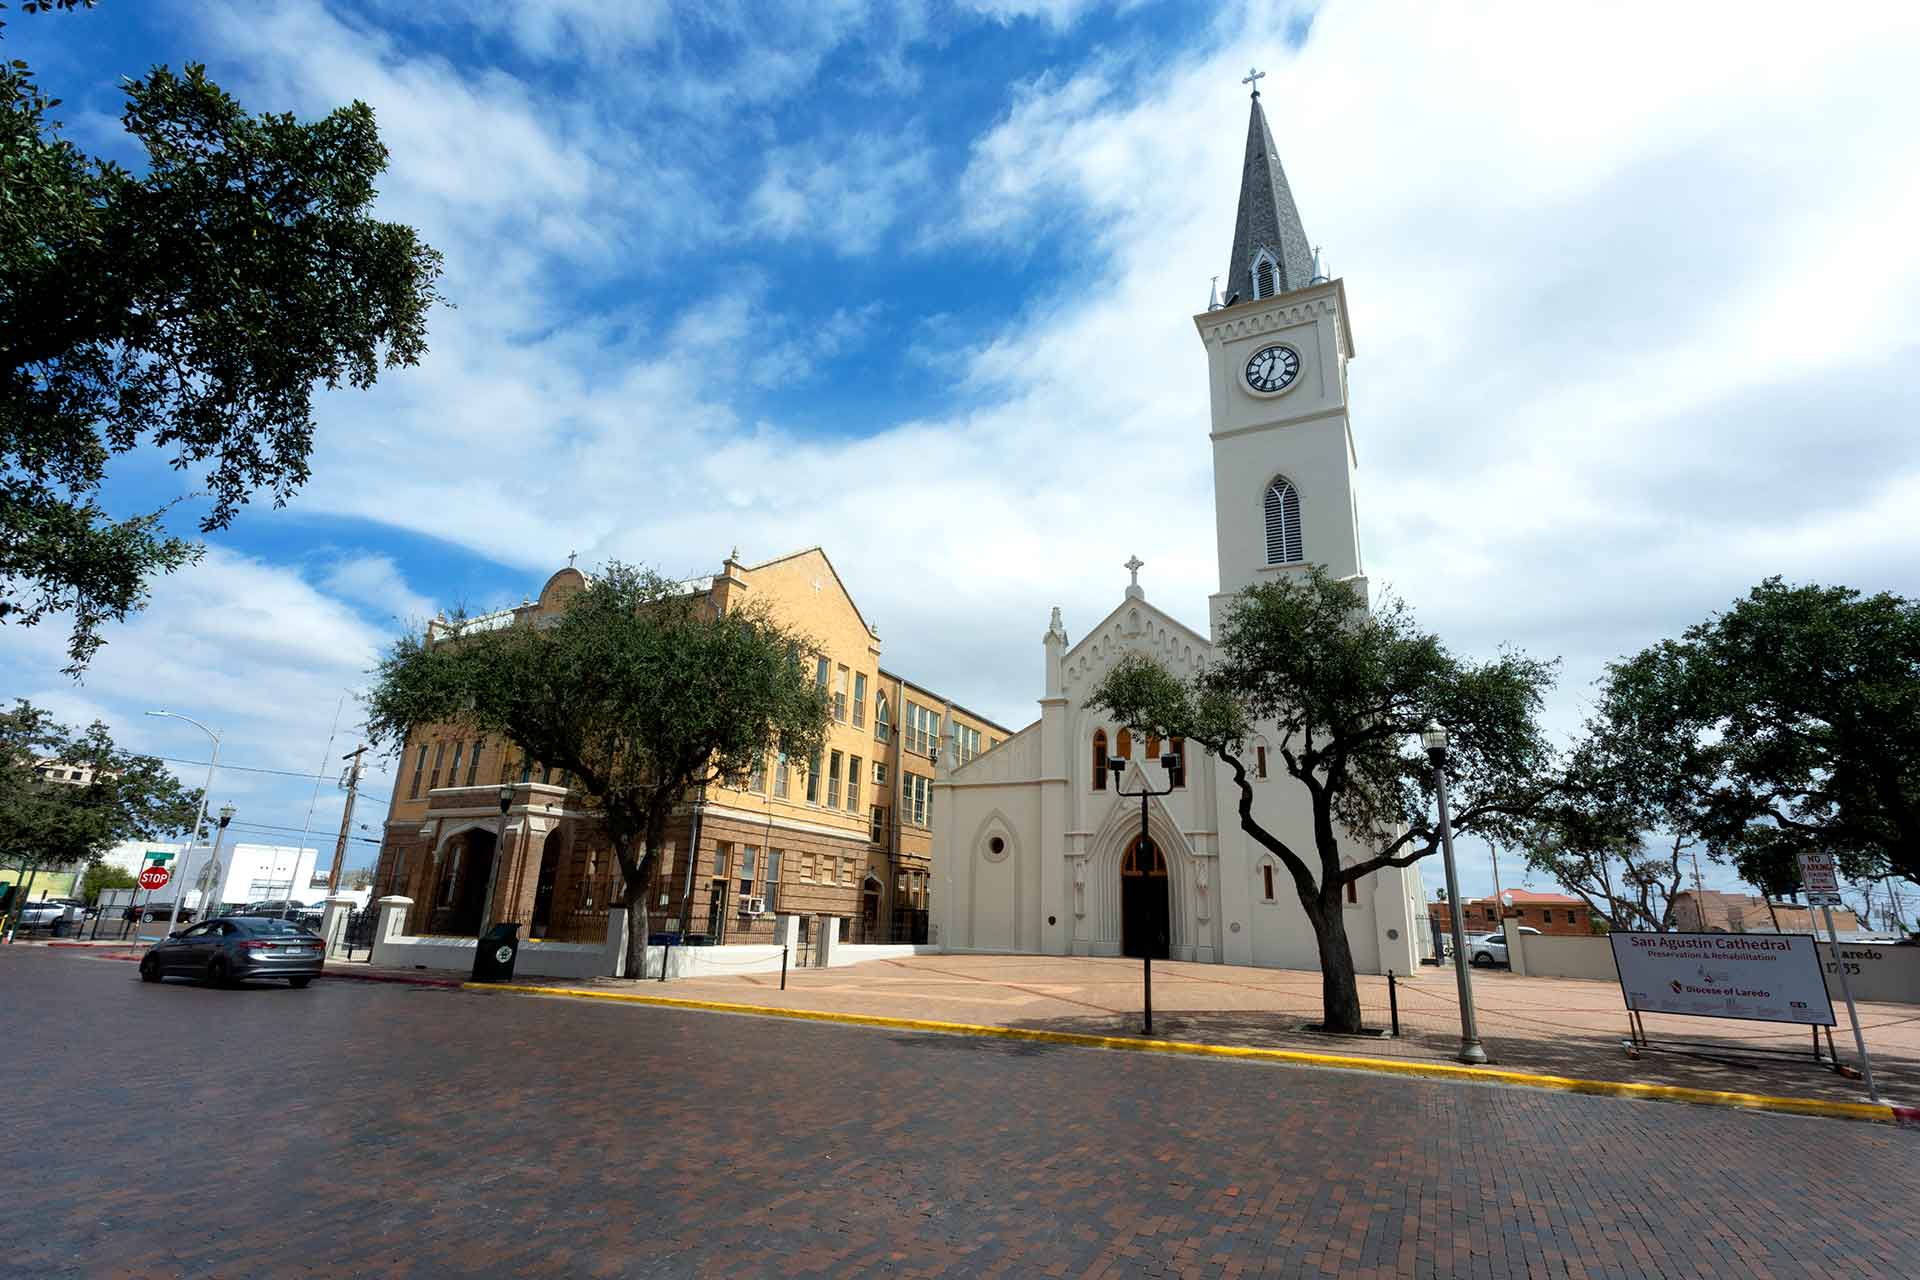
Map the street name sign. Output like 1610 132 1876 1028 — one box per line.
1609 931 1834 1026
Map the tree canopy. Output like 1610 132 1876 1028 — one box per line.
1089 568 1559 1031
2 2 443 670
1592 578 1920 896
0 698 203 873
364 563 832 977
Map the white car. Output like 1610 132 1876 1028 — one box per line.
1468 927 1541 967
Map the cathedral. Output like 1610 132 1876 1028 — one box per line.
930 85 1424 976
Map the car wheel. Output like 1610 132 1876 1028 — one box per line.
288 976 312 989
139 957 161 983
1470 952 1491 968
206 956 231 987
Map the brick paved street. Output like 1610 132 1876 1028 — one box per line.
5 947 1918 1279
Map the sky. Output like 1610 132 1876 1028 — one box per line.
5 1 1919 914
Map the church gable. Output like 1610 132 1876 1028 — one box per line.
1059 596 1211 705
948 719 1041 783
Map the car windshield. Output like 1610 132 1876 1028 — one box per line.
235 917 315 935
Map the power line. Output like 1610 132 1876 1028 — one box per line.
159 756 393 809
226 819 382 847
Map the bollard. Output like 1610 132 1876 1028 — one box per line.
1388 969 1400 1038
781 945 788 991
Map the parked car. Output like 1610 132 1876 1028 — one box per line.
12 900 71 929
139 916 326 987
125 902 197 925
1468 927 1542 967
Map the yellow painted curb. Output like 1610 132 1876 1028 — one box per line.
463 981 1905 1127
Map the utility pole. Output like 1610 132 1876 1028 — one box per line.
327 744 367 895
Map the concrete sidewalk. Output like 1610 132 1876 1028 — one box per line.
574 953 1918 1108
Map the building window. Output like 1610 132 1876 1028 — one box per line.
849 756 862 811
1092 730 1108 790
739 846 757 897
841 858 854 886
1255 743 1268 779
828 751 843 809
870 806 886 843
519 753 532 784
833 665 849 722
409 745 427 799
874 692 891 743
428 742 445 791
904 701 942 757
1264 476 1304 565
1146 733 1160 760
1345 878 1358 906
800 852 815 881
1170 737 1187 788
873 760 888 786
748 754 766 794
805 751 822 804
1115 728 1132 760
815 656 829 690
1252 247 1279 300
766 849 782 912
853 672 867 728
1262 863 1275 902
773 752 790 799
952 724 981 765
465 740 483 787
903 774 930 827
713 844 730 880
448 742 464 787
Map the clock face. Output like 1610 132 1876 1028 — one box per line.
1244 344 1301 394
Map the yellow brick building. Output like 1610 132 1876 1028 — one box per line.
371 548 1009 948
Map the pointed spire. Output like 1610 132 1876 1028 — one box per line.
1225 85 1315 306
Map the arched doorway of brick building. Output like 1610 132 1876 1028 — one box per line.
434 828 497 936
1120 834 1169 960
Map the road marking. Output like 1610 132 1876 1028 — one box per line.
463 981 1910 1127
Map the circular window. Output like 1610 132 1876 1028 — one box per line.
989 836 1005 854
983 834 1009 863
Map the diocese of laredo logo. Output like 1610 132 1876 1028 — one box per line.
1670 980 1685 994
495 945 514 964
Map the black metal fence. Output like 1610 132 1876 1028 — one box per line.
338 906 377 962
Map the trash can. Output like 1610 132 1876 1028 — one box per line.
472 922 521 983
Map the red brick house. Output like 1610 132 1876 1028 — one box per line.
1429 890 1593 937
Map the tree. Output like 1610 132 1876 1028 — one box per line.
1595 579 1920 895
1519 811 1688 933
2 1 444 670
0 699 203 877
364 563 832 978
80 860 136 904
1087 569 1560 1033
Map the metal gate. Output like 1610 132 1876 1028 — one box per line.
338 906 377 962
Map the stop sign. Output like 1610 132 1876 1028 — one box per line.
137 865 171 891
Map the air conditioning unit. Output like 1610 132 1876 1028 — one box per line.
738 895 766 916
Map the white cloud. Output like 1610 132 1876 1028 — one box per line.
319 554 438 629
20 0 1920 900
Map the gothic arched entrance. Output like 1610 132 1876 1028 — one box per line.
1120 834 1169 960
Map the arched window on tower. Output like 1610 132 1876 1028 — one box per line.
1092 730 1108 791
1264 475 1303 565
1252 248 1280 300
1115 728 1132 761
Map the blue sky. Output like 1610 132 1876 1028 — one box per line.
5 1 1919 913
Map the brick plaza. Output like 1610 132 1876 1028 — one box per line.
6 946 1919 1277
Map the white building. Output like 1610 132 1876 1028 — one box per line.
103 840 320 909
932 86 1423 975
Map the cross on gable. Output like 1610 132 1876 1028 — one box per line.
1125 555 1145 587
1242 67 1266 97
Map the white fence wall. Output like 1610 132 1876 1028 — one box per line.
1505 930 1920 1006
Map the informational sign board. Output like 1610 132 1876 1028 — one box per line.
1798 852 1842 905
137 865 172 891
1610 931 1835 1026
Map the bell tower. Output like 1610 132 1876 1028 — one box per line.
1196 74 1364 636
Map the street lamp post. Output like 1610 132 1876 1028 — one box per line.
145 711 221 939
1110 750 1181 1036
1423 722 1487 1066
474 783 515 950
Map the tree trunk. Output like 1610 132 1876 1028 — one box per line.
618 840 656 981
1310 896 1365 1033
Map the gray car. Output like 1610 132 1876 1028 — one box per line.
139 916 326 988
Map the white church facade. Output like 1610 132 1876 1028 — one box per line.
931 85 1424 976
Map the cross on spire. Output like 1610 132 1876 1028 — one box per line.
566 550 577 568
1125 555 1145 587
1242 67 1265 97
